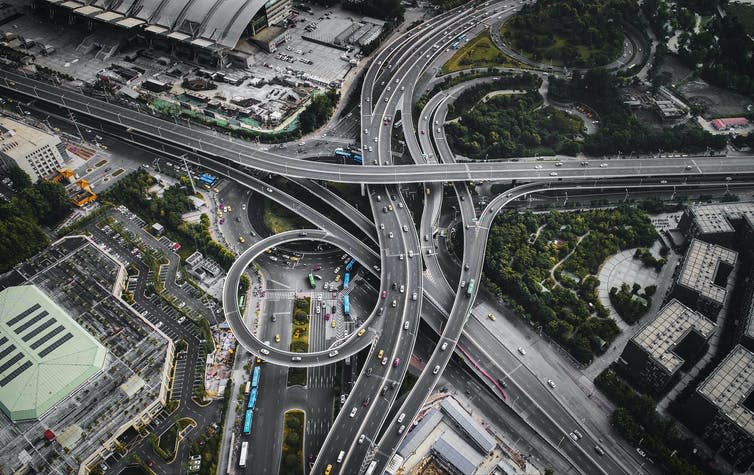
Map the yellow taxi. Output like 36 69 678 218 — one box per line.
487 313 496 321
274 334 280 343
331 319 336 328
357 328 366 337
239 236 245 243
325 464 332 475
377 349 384 360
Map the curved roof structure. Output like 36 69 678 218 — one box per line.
47 0 271 49
0 285 107 421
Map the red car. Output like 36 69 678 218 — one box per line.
313 265 321 271
325 313 330 321
362 397 371 407
393 358 400 368
381 290 388 299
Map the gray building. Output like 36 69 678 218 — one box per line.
440 397 496 455
618 299 715 392
669 239 737 320
431 431 484 475
686 345 754 471
678 203 754 246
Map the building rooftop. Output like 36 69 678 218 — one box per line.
0 285 107 421
398 408 443 458
688 203 754 236
0 116 60 160
677 239 737 305
697 345 754 438
440 397 496 454
631 299 716 374
432 430 484 475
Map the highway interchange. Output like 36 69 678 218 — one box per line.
4 1 754 474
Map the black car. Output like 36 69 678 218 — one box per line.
331 305 337 314
497 378 507 388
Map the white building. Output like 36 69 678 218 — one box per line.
0 117 66 182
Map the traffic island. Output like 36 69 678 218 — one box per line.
287 297 310 387
279 410 305 475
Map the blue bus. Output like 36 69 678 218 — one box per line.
344 272 351 289
335 148 353 159
343 295 350 316
251 366 260 388
345 259 356 272
199 173 217 186
243 409 253 434
248 387 258 409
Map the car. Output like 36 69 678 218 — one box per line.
400 285 404 293
349 407 357 418
362 397 371 407
382 206 388 213
381 290 388 299
487 313 496 321
380 223 385 230
398 425 406 434
358 434 366 444
219 218 225 224
534 165 543 169
421 130 425 135
685 165 692 170
547 379 556 388
291 356 302 361
660 180 668 184
271 315 277 322
497 378 507 388
726 176 733 181
388 231 394 239
549 172 558 176
636 448 646 457
403 321 410 330
408 250 414 258
517 347 526 355
299 232 307 237
569 432 578 441
393 358 400 367
392 299 397 308
382 357 388 365
274 334 280 343
573 430 583 439
402 225 408 232
331 319 336 328
412 292 417 301
594 445 606 456
398 413 406 423
381 385 388 396
235 216 241 222
146 458 154 468
329 350 338 357
555 162 563 167
366 367 373 376
398 202 404 208
378 307 384 315
600 163 608 167
464 264 470 271
441 342 448 351
377 349 384 359
388 204 393 211
424 234 429 241
433 365 441 375
238 236 245 243
460 280 466 288
392 282 398 290
260 348 270 355
399 254 404 261
242 204 246 210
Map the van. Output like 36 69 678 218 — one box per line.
337 450 345 463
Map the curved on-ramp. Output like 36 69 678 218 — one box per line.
222 229 382 367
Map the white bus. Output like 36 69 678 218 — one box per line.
239 441 248 468
365 460 377 475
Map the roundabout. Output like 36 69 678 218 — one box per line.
222 229 384 367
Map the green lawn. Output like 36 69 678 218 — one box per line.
441 31 524 74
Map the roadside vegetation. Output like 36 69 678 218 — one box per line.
501 0 635 67
0 166 69 272
263 199 311 235
279 410 305 475
102 170 236 268
441 32 519 74
446 90 583 159
595 368 716 475
287 297 310 386
478 207 659 363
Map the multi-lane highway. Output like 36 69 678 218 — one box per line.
6 1 754 474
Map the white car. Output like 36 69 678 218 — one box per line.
350 407 357 418
600 163 608 168
358 434 366 444
534 165 543 169
547 379 556 389
517 347 526 356
549 172 558 176
403 321 410 330
433 365 440 374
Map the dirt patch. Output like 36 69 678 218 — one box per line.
678 78 753 118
